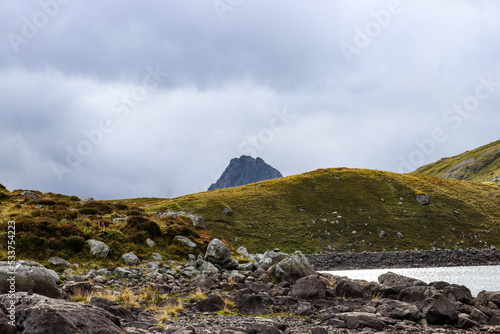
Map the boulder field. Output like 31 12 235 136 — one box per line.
1 242 500 333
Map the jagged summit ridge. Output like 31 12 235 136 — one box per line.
208 156 283 191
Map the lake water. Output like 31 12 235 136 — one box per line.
322 265 500 297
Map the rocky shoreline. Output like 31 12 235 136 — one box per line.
1 243 500 333
307 248 500 271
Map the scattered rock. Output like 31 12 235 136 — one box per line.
422 294 459 325
87 239 110 258
205 238 231 266
146 238 155 247
267 251 316 284
259 249 288 270
291 275 327 300
122 252 140 266
236 246 250 258
0 293 125 333
174 236 197 249
21 191 42 200
222 207 233 216
0 261 61 298
48 257 72 268
415 193 430 205
379 230 387 240
151 253 163 261
196 293 225 312
397 232 404 239
80 196 95 204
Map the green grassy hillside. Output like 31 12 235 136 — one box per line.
1 167 499 265
147 168 500 254
0 185 215 267
414 140 500 182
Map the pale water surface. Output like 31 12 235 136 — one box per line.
322 265 500 297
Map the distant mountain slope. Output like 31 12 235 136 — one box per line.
414 140 500 182
152 168 500 254
208 156 283 191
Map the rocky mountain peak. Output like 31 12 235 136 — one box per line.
208 156 283 191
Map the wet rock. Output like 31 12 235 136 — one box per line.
245 322 281 334
0 261 61 298
205 238 231 266
422 294 459 325
267 251 315 283
334 278 365 299
398 285 439 304
338 312 387 331
0 293 125 333
458 313 479 330
376 299 420 321
89 297 135 323
196 293 224 312
87 239 110 258
291 275 327 300
430 281 473 304
236 294 268 315
378 272 427 292
476 290 500 308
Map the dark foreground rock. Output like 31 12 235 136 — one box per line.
308 248 500 270
1 249 500 333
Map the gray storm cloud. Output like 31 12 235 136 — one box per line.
1 0 499 199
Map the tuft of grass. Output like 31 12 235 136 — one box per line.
115 288 139 308
157 300 184 322
190 288 207 301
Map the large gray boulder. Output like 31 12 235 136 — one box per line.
378 272 427 292
267 251 316 284
121 252 140 266
422 294 459 325
0 261 61 298
87 239 110 258
0 293 126 333
291 275 327 300
259 249 288 270
205 239 231 266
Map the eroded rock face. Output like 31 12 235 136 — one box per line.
207 155 283 191
0 293 126 334
0 261 61 299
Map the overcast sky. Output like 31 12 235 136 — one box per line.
1 0 499 199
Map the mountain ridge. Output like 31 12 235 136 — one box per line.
414 140 500 182
208 155 283 191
